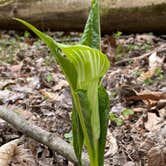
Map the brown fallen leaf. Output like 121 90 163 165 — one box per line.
148 146 166 166
139 135 155 155
0 80 15 90
0 139 19 166
136 34 155 44
104 130 118 157
158 107 166 118
138 51 164 82
126 91 166 108
132 107 147 113
53 79 68 91
145 113 163 131
123 161 136 166
11 144 36 166
14 108 33 120
40 89 59 101
137 69 155 82
0 90 26 104
101 35 117 63
9 62 23 77
149 52 164 70
24 38 35 46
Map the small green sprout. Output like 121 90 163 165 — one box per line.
46 73 54 83
64 130 73 143
155 68 164 80
144 78 153 85
132 69 142 77
122 108 134 118
110 108 134 127
24 31 30 38
113 31 122 39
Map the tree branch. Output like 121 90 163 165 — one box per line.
0 106 89 166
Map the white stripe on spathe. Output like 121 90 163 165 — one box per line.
60 45 109 90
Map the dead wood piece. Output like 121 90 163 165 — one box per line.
0 106 89 166
0 0 166 33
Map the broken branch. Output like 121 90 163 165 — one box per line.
0 106 89 166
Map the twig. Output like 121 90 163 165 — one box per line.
115 43 166 66
115 51 151 66
0 106 89 166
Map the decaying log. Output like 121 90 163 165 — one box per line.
0 0 166 33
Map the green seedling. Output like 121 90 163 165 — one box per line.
113 31 122 39
109 113 123 126
46 73 54 83
132 69 142 77
24 31 30 38
144 78 153 85
111 90 118 98
155 68 164 80
15 0 110 165
0 37 20 63
110 108 134 126
64 130 73 143
141 43 152 51
127 44 140 51
122 108 134 118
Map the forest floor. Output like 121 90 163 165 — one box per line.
0 31 165 166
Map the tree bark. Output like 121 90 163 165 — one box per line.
0 106 89 166
0 0 166 33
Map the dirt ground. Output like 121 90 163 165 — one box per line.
0 31 165 166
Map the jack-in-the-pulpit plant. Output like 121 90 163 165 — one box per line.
15 0 110 165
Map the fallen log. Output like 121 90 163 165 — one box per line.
0 0 166 33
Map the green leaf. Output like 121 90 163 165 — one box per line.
109 113 124 126
122 108 134 118
98 86 110 166
80 0 100 50
76 90 95 163
46 73 54 82
14 18 77 90
116 118 123 126
109 113 117 121
64 131 72 139
72 106 84 166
